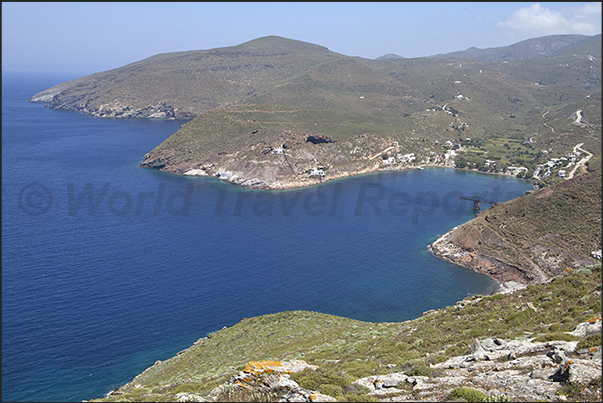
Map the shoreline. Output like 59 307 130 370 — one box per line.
153 161 535 192
427 225 529 296
101 161 537 399
103 169 532 399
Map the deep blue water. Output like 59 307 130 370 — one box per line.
2 72 534 402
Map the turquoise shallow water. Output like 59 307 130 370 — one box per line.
2 72 534 402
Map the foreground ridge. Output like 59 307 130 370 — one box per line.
92 263 601 402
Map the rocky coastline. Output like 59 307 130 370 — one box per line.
147 160 430 191
427 225 536 292
29 94 194 120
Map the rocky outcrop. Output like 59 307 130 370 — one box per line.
428 224 544 286
146 319 600 402
205 360 336 402
429 172 602 286
43 97 193 120
353 319 602 402
279 388 337 402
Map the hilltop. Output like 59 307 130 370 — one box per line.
28 36 346 119
29 34 601 190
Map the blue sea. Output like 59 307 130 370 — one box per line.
1 72 535 402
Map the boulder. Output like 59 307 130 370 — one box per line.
175 392 206 402
263 374 299 390
279 387 336 402
569 318 601 338
555 359 602 384
382 380 398 388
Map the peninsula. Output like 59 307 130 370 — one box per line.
29 35 602 402
30 35 601 190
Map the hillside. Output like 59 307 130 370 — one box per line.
93 265 601 402
29 34 601 190
28 35 602 402
29 36 346 118
430 171 602 284
430 34 599 62
88 171 602 403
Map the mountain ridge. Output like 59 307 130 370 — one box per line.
29 34 601 192
429 34 599 62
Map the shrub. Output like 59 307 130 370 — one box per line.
319 384 343 397
398 362 443 378
291 368 351 392
548 323 562 332
576 334 601 351
448 386 488 402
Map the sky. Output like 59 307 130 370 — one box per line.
2 2 601 75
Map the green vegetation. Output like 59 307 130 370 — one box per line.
448 387 489 402
577 334 602 351
94 264 601 402
30 35 601 187
448 171 602 280
34 34 601 402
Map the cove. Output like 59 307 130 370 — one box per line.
2 72 535 402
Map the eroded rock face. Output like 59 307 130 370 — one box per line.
44 97 193 120
428 224 539 285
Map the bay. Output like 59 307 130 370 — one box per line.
1 72 534 402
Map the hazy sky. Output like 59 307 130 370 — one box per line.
2 2 601 75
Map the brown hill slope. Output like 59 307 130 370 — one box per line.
28 36 347 118
430 171 602 284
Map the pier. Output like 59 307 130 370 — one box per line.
459 195 497 210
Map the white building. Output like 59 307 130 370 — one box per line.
444 150 456 159
398 153 416 162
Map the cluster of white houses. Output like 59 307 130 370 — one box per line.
532 150 581 179
382 152 416 165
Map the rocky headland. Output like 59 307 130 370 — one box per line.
429 171 601 290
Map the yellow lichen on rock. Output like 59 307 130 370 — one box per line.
243 360 284 375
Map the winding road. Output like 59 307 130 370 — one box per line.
542 111 556 134
567 143 593 179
